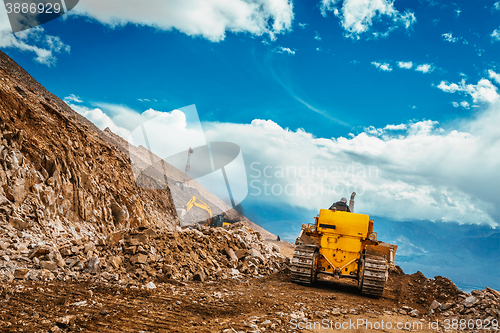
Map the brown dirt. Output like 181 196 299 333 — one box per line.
0 272 477 333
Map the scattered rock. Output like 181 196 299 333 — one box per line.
234 249 248 260
39 261 58 272
0 241 9 251
14 268 29 279
110 256 122 269
247 248 265 263
9 216 31 230
225 247 239 262
38 269 55 281
130 253 147 265
430 300 441 311
261 319 272 326
29 246 50 259
59 248 72 257
463 296 479 308
55 315 75 328
193 269 206 282
145 281 156 289
87 256 100 275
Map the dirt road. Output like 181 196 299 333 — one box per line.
1 271 480 333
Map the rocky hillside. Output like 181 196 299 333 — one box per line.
0 51 178 242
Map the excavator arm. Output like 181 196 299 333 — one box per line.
185 196 212 223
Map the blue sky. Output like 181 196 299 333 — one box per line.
2 0 500 139
1 0 500 290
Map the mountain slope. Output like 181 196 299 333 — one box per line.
0 50 178 244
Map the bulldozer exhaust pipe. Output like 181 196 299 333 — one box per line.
349 192 356 213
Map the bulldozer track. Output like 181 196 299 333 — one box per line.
290 245 318 285
360 256 387 298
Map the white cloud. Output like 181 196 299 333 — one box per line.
397 61 413 69
320 0 416 39
489 70 500 85
460 101 470 109
64 94 83 103
128 107 208 161
442 32 458 43
314 31 322 40
364 125 383 136
298 22 308 29
372 61 392 71
0 7 70 66
379 64 392 72
437 75 500 104
442 32 467 44
384 124 407 130
438 81 460 93
494 2 500 10
92 102 147 131
415 64 433 73
69 104 131 139
71 0 294 42
491 28 500 42
275 46 295 55
452 101 459 108
467 80 499 104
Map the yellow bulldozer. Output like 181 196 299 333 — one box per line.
291 193 397 298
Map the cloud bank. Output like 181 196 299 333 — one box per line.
71 0 294 42
68 93 500 227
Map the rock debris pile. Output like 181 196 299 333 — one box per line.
388 269 500 322
1 221 289 285
428 287 500 323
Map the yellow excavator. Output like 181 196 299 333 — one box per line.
185 196 234 227
291 192 397 298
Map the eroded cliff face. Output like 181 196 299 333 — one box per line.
0 51 178 245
